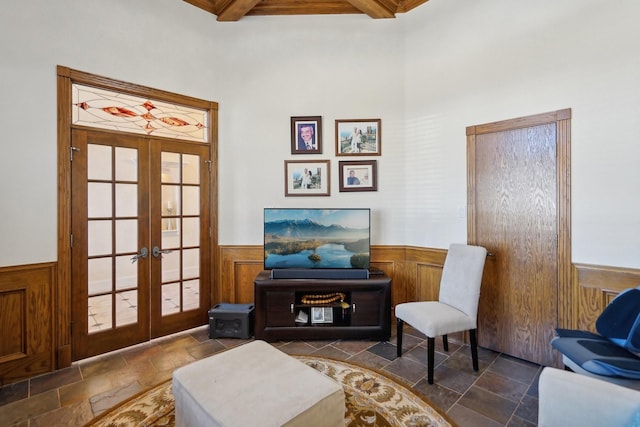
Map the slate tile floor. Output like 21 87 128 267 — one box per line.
0 326 542 427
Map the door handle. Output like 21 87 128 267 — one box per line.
130 247 148 263
152 246 173 258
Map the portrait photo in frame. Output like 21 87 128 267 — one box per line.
335 119 381 156
339 160 377 192
291 116 322 154
285 160 330 196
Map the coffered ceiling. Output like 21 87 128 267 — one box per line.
183 0 430 21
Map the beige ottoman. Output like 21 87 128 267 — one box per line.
172 340 345 427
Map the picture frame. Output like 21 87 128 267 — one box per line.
339 160 377 192
291 116 322 154
311 307 333 324
284 160 330 196
335 119 381 156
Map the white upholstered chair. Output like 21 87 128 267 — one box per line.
395 243 487 384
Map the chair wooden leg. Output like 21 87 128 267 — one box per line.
442 334 448 352
470 328 479 371
427 337 435 384
396 319 403 357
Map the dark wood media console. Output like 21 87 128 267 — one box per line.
254 270 391 341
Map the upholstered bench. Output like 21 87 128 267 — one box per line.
172 340 345 427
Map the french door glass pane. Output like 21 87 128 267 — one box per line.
88 220 112 256
183 279 199 310
115 290 137 327
115 219 137 253
88 183 112 217
115 184 137 217
182 218 199 247
159 151 201 316
115 147 137 181
88 294 112 333
162 250 180 283
87 143 140 334
162 283 180 315
182 186 199 215
182 154 199 184
115 255 137 290
88 257 112 294
88 144 112 180
183 248 199 278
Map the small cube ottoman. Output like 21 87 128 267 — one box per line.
172 340 345 427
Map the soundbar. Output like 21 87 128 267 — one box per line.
269 268 369 280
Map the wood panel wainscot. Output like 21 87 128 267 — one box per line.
573 263 640 332
0 263 56 385
218 245 437 310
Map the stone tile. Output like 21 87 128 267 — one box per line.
433 363 478 394
513 393 538 425
507 414 537 427
0 328 542 427
488 355 540 385
121 342 164 365
29 365 83 396
190 326 211 342
331 339 378 355
156 334 201 353
367 341 397 360
79 353 128 379
187 338 227 360
309 344 351 360
0 379 28 406
277 340 319 355
58 372 127 407
0 389 59 426
458 385 518 425
474 371 529 402
383 356 429 385
29 399 94 427
447 403 503 427
148 347 197 372
302 339 335 349
90 381 143 416
346 349 394 371
412 379 462 413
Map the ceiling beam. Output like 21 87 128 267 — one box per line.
217 0 264 21
344 0 395 18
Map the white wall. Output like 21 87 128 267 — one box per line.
0 0 638 268
401 0 640 267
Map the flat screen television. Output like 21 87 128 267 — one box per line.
264 208 370 270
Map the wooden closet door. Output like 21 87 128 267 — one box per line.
467 110 571 367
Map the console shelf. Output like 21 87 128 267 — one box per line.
254 270 391 341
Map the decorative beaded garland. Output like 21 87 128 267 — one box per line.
301 292 346 305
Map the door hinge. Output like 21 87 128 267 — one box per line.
70 146 80 161
205 159 212 172
70 234 74 248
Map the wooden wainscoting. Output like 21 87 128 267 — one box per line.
0 263 56 385
573 263 640 332
216 245 443 313
2 252 638 384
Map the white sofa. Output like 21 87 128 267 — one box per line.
538 367 640 427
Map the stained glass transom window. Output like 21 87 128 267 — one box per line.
72 84 208 143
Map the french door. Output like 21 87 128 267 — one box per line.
71 128 210 360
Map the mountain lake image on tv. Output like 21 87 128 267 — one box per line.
264 208 370 269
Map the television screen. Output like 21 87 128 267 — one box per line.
264 208 370 270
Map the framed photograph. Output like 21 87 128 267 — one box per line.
311 307 333 324
284 160 330 196
339 160 377 192
335 119 381 156
291 116 322 154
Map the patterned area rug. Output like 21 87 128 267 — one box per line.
86 356 454 427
